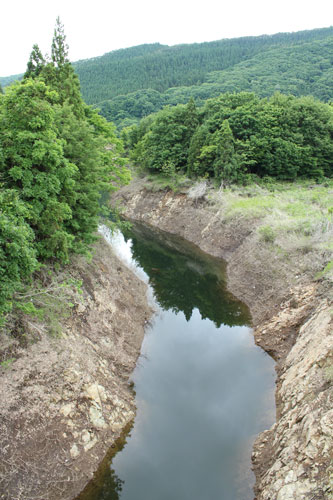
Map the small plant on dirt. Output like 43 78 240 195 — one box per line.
188 180 207 205
2 271 83 340
0 358 15 369
316 261 333 281
259 225 276 243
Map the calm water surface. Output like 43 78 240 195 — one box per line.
78 223 275 500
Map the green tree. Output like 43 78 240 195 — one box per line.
51 17 69 67
24 44 46 79
0 190 38 319
40 18 84 117
0 79 77 261
213 120 242 183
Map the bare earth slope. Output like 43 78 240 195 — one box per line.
112 180 333 500
0 237 152 500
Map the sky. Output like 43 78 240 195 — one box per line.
1 0 332 76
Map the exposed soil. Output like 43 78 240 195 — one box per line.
111 179 333 500
0 237 152 500
0 177 331 500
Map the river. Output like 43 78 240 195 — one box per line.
77 222 275 500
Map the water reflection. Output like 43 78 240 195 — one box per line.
76 424 131 500
77 223 275 500
123 222 251 327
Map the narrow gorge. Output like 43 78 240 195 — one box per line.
111 179 333 500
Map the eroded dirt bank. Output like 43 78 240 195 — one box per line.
0 237 152 500
112 180 332 500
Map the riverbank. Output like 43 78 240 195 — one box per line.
0 237 152 500
111 177 333 500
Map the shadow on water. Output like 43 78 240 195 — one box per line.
76 221 275 500
122 222 251 327
75 422 133 500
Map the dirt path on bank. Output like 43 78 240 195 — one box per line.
111 180 333 500
0 237 152 500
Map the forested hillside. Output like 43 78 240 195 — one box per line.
124 93 333 183
75 27 333 128
98 35 333 128
1 27 332 128
0 19 128 322
74 27 333 103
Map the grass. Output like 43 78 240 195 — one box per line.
142 171 192 193
208 178 333 282
139 173 333 282
1 268 83 344
0 358 15 369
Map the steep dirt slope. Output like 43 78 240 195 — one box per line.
112 181 333 500
0 237 152 500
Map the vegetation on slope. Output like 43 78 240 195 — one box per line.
73 27 333 104
124 92 333 183
2 27 332 129
0 19 129 323
98 34 333 128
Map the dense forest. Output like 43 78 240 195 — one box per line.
1 27 333 129
76 27 333 128
73 27 333 103
123 93 333 183
1 23 333 321
0 19 128 321
99 35 333 128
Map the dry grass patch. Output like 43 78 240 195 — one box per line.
207 180 333 283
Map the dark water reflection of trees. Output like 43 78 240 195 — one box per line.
124 222 251 327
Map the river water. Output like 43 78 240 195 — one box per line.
78 222 275 500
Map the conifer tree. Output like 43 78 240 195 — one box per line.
51 17 69 67
24 44 46 79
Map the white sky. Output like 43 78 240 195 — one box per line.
1 0 332 76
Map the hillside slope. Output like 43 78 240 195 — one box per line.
1 26 332 127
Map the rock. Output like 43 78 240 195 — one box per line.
70 444 80 459
60 403 75 417
320 410 333 436
89 406 107 429
84 437 98 452
84 383 107 407
81 430 91 444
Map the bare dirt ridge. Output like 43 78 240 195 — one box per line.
0 237 152 500
111 180 333 500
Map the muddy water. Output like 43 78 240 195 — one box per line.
80 222 275 500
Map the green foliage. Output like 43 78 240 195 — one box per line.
259 225 276 243
0 79 77 261
132 104 193 172
72 27 333 107
51 17 69 67
24 44 46 79
0 358 15 369
68 27 333 127
0 190 38 320
129 92 333 183
316 260 333 280
3 27 333 128
0 19 129 325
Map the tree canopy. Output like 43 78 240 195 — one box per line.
127 92 333 183
71 27 333 128
0 19 129 320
